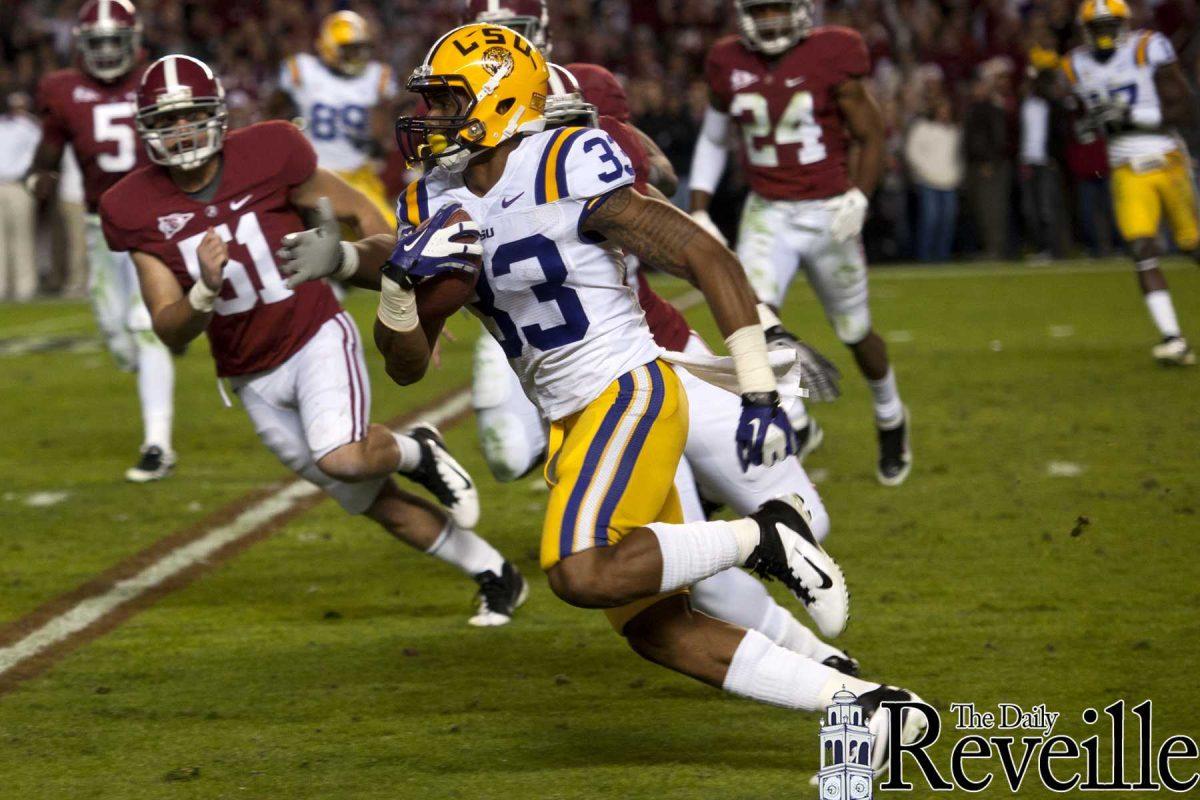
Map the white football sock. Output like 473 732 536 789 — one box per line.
760 604 848 663
690 568 773 632
868 367 904 428
426 523 505 577
649 519 759 593
723 629 878 711
393 432 423 472
786 397 810 430
1144 290 1182 338
136 338 174 451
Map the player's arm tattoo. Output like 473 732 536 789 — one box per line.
585 187 758 338
836 78 886 197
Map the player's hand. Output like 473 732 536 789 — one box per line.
736 391 799 471
23 170 59 201
826 187 869 243
277 196 343 288
197 227 228 291
384 202 482 286
690 209 728 246
765 325 842 402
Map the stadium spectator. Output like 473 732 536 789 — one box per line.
1019 66 1069 261
0 89 40 301
904 96 963 263
964 60 1016 260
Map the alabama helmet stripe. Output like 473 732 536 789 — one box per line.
163 54 179 90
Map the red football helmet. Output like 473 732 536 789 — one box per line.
544 64 597 128
565 63 629 123
464 0 551 53
736 0 812 55
74 0 142 81
134 55 228 171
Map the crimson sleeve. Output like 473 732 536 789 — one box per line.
833 28 871 81
35 76 69 151
704 45 732 113
98 191 134 253
268 120 318 187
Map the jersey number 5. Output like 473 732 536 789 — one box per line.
93 102 137 173
177 212 293 316
730 91 827 168
472 234 590 358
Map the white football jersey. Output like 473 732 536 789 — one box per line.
1066 30 1180 165
400 126 661 421
278 52 397 172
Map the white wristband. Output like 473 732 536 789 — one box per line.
725 324 777 395
333 241 359 281
1130 105 1162 130
187 280 219 313
376 275 419 332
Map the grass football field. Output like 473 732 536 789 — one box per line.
0 259 1197 799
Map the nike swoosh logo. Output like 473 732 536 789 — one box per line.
501 192 524 208
785 77 806 88
229 194 253 211
803 555 834 590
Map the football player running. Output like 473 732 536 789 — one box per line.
279 25 925 772
1063 0 1200 366
25 0 179 482
269 10 399 228
690 0 913 485
99 55 527 626
465 57 857 672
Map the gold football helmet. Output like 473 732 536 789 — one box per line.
396 23 548 172
316 10 372 76
1077 0 1130 56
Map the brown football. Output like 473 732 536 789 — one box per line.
414 207 482 325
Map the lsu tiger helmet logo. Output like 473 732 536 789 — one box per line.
395 23 549 173
1077 0 1131 57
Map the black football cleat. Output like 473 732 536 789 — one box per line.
794 418 824 461
822 651 860 677
401 423 480 528
747 494 849 638
469 561 529 627
876 406 911 486
124 445 175 483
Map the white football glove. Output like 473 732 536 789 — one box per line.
276 197 352 288
691 209 728 247
826 187 869 243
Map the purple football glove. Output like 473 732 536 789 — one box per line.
736 391 800 471
383 202 482 287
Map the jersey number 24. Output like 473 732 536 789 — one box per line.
731 91 826 167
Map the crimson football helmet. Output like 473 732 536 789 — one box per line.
135 55 228 171
464 0 551 53
565 62 629 123
736 0 812 55
544 64 597 128
74 0 142 81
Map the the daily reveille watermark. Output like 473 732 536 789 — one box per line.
878 699 1198 793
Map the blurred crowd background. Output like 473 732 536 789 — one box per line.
2 0 1199 301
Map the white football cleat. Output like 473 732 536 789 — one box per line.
747 493 849 638
858 685 930 777
400 423 481 529
1152 336 1196 366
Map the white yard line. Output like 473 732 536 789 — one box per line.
0 392 471 679
0 291 707 684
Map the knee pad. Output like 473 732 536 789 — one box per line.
833 308 871 345
477 411 543 482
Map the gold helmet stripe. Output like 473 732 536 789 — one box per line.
287 56 301 87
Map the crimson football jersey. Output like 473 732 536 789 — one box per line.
100 120 340 377
37 66 151 212
705 27 870 201
598 115 691 352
